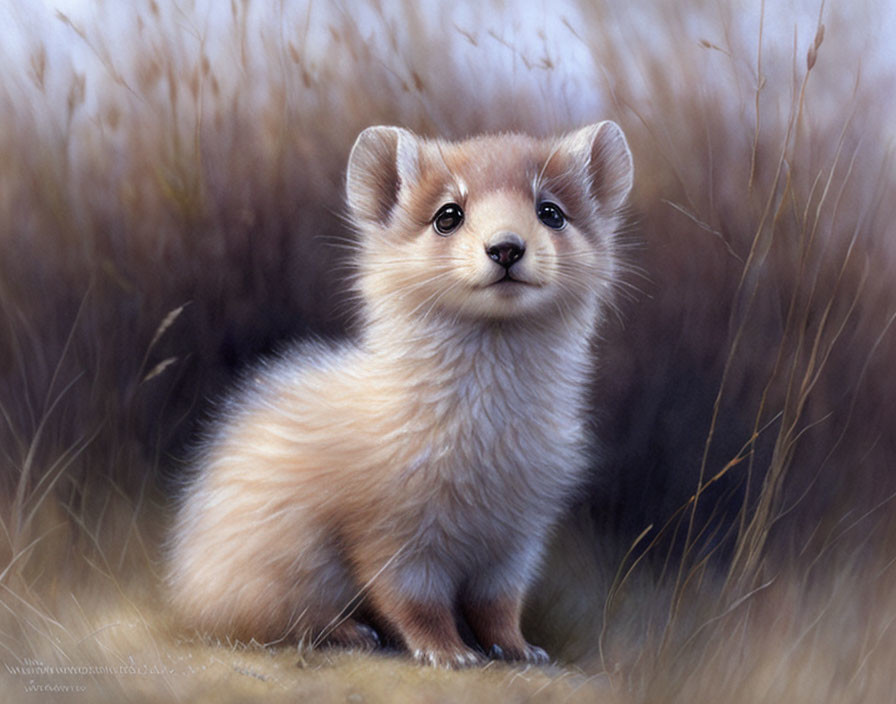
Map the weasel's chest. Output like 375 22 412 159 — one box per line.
392 409 584 542
368 344 590 544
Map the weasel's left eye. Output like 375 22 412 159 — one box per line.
537 202 566 230
433 203 464 235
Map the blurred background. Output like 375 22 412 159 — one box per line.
1 1 895 701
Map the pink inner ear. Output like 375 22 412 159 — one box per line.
394 132 421 193
346 128 400 224
346 127 405 225
346 126 423 226
586 122 633 211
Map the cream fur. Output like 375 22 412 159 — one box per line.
167 122 633 667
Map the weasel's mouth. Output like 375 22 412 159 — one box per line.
479 271 539 290
491 272 527 286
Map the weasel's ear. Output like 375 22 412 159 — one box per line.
346 125 421 225
561 121 633 211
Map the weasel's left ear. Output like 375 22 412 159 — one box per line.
346 125 421 226
561 121 634 211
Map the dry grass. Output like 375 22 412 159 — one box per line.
1 0 895 701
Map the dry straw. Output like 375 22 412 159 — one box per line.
0 0 894 701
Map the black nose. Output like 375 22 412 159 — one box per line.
486 239 526 269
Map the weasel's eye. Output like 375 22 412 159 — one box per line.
433 203 464 235
537 202 566 230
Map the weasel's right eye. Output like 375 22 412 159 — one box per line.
432 203 464 236
537 201 567 230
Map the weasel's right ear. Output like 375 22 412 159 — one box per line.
561 121 634 212
346 125 421 226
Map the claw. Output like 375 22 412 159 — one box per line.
456 650 482 667
412 646 483 669
356 623 381 649
486 642 550 665
525 645 549 664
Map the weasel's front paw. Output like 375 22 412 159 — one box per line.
412 645 484 669
488 642 550 665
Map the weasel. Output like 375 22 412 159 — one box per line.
166 122 633 667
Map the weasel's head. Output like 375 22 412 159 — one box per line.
345 122 633 325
